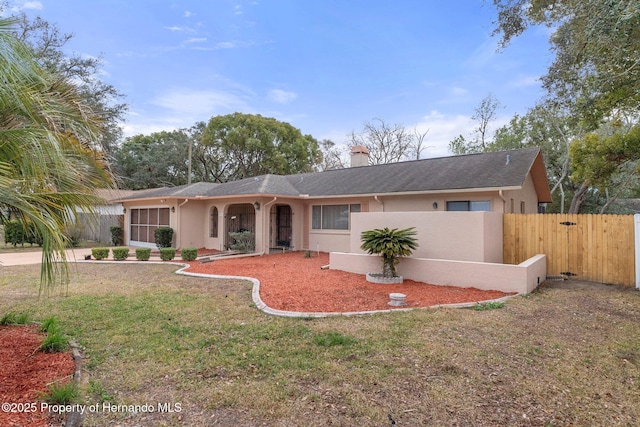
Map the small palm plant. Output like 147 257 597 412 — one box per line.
360 227 418 278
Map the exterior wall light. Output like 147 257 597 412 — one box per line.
171 206 176 213
433 202 438 209
254 201 261 210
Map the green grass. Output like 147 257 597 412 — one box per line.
473 301 506 311
1 263 639 426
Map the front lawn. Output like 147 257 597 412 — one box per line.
1 263 639 426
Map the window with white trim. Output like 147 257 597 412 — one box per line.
312 204 360 230
446 201 491 212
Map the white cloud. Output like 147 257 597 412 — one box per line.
450 86 468 96
413 110 513 158
165 26 184 32
17 1 42 10
184 10 194 18
465 38 499 68
267 89 297 104
508 75 540 88
152 88 249 117
185 37 207 44
414 110 475 158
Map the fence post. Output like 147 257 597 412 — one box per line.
635 214 640 289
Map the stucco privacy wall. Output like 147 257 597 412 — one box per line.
330 252 547 294
349 212 504 263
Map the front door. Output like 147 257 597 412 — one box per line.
276 205 292 247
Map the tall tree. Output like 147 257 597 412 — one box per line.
491 0 640 128
348 118 428 165
316 139 347 171
0 17 113 290
449 94 502 155
569 123 640 213
2 3 128 157
493 103 583 212
114 130 192 190
201 113 321 181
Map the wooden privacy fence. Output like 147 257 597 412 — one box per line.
504 214 635 286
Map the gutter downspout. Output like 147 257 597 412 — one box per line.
262 197 278 254
498 190 506 213
374 195 384 212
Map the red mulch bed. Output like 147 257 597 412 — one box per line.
1 252 510 426
0 325 75 427
183 252 513 312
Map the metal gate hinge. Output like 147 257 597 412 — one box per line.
560 221 576 226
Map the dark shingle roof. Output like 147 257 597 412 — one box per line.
116 147 548 201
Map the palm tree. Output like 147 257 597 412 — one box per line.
360 227 418 278
0 17 113 292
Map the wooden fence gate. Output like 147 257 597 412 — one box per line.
504 214 635 286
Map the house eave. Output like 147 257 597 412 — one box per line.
117 186 529 204
300 186 524 199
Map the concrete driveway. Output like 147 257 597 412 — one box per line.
0 248 95 266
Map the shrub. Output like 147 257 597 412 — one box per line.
27 223 44 246
160 248 176 261
135 248 151 261
61 223 81 247
4 220 25 247
229 231 255 253
112 247 130 261
154 227 173 249
91 247 110 260
110 226 123 246
181 247 198 261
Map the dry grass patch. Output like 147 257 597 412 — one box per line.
0 263 639 426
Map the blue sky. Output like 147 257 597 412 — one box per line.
7 0 552 158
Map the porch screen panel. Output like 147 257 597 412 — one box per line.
159 208 170 225
130 208 170 243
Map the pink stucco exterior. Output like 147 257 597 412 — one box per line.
330 252 546 295
329 211 546 294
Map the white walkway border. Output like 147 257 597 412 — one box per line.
79 260 519 318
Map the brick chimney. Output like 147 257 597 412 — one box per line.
350 145 369 167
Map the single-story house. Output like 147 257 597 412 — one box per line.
114 146 552 253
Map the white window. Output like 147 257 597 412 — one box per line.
446 201 491 212
312 204 361 230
